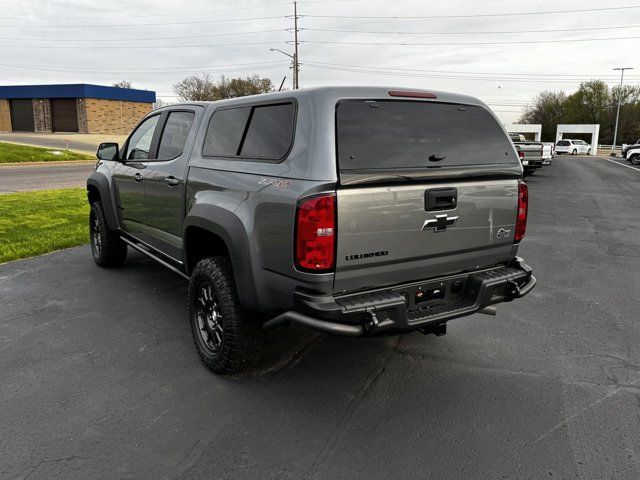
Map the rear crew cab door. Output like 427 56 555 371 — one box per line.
333 98 521 293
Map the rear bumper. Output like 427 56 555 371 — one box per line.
265 257 536 337
522 159 544 168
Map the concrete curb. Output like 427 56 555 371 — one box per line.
0 139 94 155
0 160 96 167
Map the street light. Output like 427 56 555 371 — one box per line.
270 48 298 89
612 67 634 154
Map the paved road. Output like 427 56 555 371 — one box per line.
1 157 640 479
0 133 127 154
0 162 95 193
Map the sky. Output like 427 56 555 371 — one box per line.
1 0 639 124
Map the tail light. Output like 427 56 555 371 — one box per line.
295 193 336 272
514 181 528 243
518 150 525 161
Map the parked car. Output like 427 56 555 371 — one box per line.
555 139 591 155
509 133 544 176
622 139 640 157
87 87 536 374
541 142 555 165
624 143 640 165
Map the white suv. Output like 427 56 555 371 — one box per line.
555 139 591 155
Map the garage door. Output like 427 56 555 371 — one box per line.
51 98 78 132
9 99 35 132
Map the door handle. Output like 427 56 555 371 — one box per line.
134 173 143 182
164 176 179 186
425 188 457 211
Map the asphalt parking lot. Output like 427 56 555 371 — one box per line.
1 156 639 479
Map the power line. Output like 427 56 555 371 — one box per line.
298 35 640 46
0 60 287 72
1 3 291 20
0 60 290 74
0 15 285 28
303 61 640 78
299 5 640 19
0 41 289 50
303 63 640 85
300 24 640 36
0 29 285 42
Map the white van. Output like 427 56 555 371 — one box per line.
555 139 591 155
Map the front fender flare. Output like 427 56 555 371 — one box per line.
87 172 118 231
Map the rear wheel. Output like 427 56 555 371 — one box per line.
572 149 577 155
188 256 263 374
90 201 127 267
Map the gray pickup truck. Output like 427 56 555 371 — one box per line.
87 87 536 373
509 133 544 176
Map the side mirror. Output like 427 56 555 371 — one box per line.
96 142 119 161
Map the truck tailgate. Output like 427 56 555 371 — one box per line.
334 179 518 293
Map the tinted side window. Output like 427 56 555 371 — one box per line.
127 115 160 160
202 107 250 157
240 103 295 159
157 111 195 160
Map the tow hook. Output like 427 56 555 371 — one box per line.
364 309 379 333
506 280 520 298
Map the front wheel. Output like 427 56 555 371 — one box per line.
587 149 591 155
631 155 640 166
188 256 264 374
90 201 127 267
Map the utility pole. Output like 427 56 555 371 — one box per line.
293 1 299 89
612 67 634 153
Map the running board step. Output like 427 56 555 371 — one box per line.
120 237 189 280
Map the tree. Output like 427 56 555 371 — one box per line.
215 75 274 99
172 73 216 101
519 91 566 142
112 80 132 89
563 80 610 126
611 85 640 143
172 74 274 101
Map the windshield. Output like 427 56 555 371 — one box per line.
336 100 518 172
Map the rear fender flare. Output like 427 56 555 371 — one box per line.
183 205 258 310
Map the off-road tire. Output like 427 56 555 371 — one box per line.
90 201 127 267
188 256 264 374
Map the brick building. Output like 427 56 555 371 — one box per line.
0 84 156 134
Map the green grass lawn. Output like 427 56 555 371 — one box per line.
0 142 94 163
0 188 89 263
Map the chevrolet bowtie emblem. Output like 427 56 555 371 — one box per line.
422 214 459 232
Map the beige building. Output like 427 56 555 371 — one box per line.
0 84 155 135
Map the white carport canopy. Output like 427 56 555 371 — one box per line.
504 124 542 141
556 124 600 156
